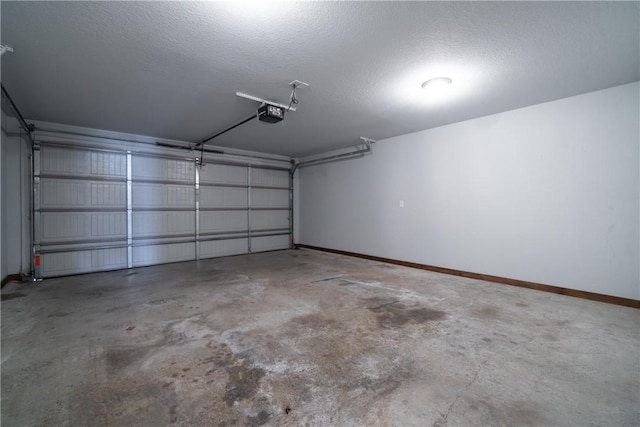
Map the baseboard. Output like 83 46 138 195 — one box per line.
296 244 640 309
1 273 24 289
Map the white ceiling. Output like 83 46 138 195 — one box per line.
1 1 638 157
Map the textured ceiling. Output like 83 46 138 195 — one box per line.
1 1 639 157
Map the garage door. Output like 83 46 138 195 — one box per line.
34 143 291 278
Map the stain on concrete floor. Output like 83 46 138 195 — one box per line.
1 249 639 426
364 296 447 328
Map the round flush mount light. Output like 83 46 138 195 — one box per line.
421 77 453 95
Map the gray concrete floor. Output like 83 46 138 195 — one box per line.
1 249 639 426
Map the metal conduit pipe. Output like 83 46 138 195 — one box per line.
36 140 292 172
1 84 34 138
1 84 37 281
33 126 291 164
291 138 375 175
155 142 224 155
289 160 295 249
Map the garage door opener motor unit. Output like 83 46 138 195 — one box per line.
196 81 308 149
258 104 284 123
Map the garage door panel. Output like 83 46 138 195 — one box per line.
251 168 288 187
41 248 127 277
132 242 195 267
200 164 247 185
38 145 129 276
200 211 247 234
132 157 194 182
132 183 194 208
200 187 247 209
251 188 289 208
132 212 195 238
41 180 126 209
41 147 126 178
251 210 289 230
41 212 127 243
200 238 248 259
251 235 289 252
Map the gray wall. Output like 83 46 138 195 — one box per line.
298 82 639 300
1 108 32 280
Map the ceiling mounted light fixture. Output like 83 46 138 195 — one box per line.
421 77 452 96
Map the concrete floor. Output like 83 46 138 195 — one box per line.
1 249 639 426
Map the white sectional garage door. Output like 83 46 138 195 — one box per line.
34 143 291 278
130 155 196 267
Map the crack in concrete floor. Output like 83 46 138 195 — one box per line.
434 363 484 427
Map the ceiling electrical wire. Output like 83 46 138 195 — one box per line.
282 83 301 128
287 83 300 112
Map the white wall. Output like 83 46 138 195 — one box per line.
1 109 32 280
298 82 640 300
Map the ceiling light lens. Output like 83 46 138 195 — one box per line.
421 77 453 96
